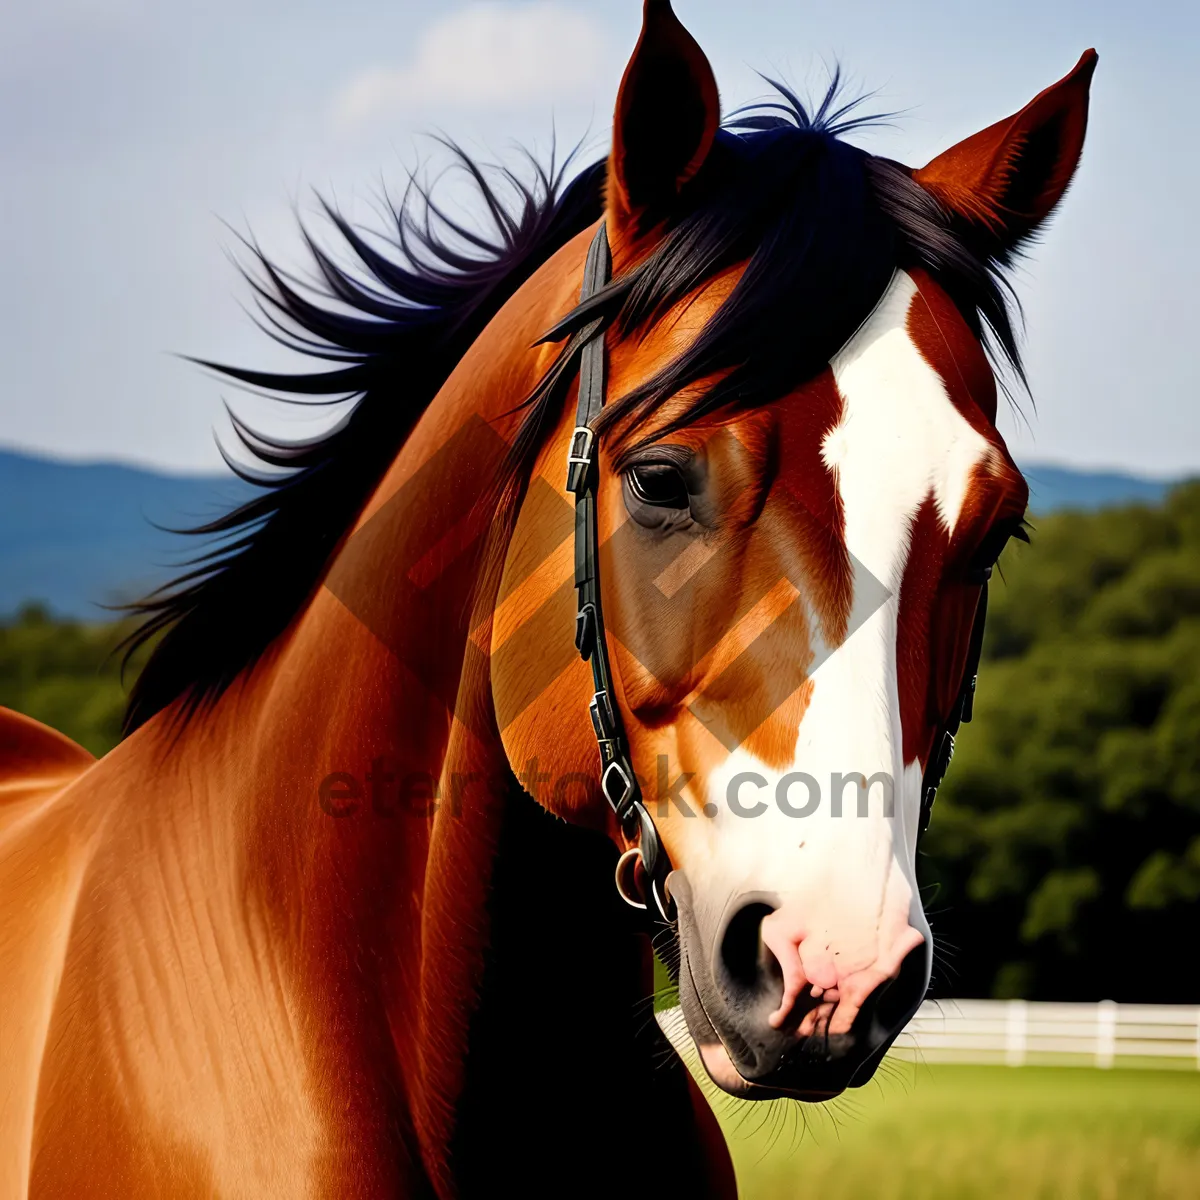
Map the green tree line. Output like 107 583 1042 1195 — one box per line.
0 608 150 757
925 481 1200 1002
2 483 1198 1001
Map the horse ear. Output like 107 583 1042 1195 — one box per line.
913 50 1097 255
608 0 720 232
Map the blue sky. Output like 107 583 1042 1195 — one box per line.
2 0 1196 475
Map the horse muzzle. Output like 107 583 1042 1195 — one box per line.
669 872 931 1099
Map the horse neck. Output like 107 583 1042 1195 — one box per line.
126 224 729 1194
187 260 570 1187
132 226 680 1187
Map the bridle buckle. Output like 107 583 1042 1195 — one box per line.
601 759 635 814
566 425 595 494
567 424 595 466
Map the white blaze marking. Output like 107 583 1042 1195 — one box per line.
687 272 992 978
825 272 992 575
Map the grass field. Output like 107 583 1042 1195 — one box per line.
713 1064 1200 1199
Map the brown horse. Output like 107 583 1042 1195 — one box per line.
0 2 1095 1195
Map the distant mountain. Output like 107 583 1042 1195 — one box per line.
0 448 1188 620
1020 463 1175 515
0 450 253 620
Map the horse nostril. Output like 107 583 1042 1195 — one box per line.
718 901 779 995
864 938 930 1036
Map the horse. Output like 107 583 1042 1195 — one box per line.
0 2 1095 1195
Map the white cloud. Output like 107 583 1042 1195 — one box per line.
333 2 608 130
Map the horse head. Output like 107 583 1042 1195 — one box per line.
495 0 1094 1101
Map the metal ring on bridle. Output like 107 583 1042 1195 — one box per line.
614 847 649 910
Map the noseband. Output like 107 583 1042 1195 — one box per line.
564 224 989 922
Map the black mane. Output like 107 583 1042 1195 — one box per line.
122 147 605 731
123 80 1024 734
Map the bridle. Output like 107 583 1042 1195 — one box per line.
919 569 989 837
566 223 675 923
564 223 990 921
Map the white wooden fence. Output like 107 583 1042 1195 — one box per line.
890 999 1200 1069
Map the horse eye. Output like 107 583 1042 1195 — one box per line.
968 519 1030 582
627 463 690 510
